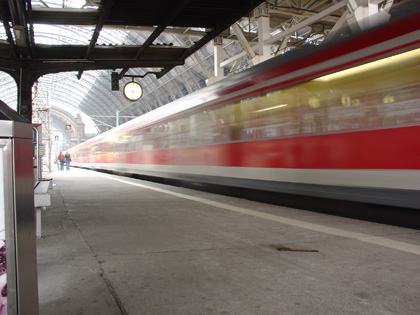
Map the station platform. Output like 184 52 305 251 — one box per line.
37 168 420 315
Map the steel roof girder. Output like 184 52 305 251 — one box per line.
156 0 266 79
29 8 100 25
78 0 115 79
30 45 188 61
177 35 211 79
231 23 255 59
265 0 347 45
118 0 193 79
25 59 185 76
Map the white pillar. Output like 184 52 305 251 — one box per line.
214 36 224 79
253 7 271 65
207 36 224 84
347 0 391 32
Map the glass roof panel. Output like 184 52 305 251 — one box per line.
31 0 100 9
97 29 132 45
38 71 101 104
34 25 94 45
0 73 18 110
30 25 133 46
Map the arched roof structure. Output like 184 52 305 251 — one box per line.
0 0 406 136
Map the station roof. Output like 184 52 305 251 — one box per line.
0 0 266 78
0 0 270 133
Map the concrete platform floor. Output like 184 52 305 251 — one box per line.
37 168 420 315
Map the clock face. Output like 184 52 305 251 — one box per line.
123 81 143 101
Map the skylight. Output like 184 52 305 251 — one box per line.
31 0 100 10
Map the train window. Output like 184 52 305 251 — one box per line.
165 46 420 148
228 47 420 140
108 48 420 153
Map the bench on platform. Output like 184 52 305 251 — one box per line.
34 180 52 238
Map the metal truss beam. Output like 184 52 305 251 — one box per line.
232 23 255 59
28 59 185 75
77 0 114 79
156 0 266 79
104 25 256 42
119 0 192 79
275 15 302 55
265 1 347 45
0 1 18 57
6 0 32 57
178 35 211 79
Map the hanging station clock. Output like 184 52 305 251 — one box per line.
123 81 143 101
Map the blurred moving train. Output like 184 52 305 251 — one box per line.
70 1 420 214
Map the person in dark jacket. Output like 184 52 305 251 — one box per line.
65 152 71 171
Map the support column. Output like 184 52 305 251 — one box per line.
207 36 224 84
347 0 391 32
14 64 38 122
253 6 271 65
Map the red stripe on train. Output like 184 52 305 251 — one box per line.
82 126 420 170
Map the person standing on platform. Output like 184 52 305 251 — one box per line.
65 152 71 171
58 151 65 171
